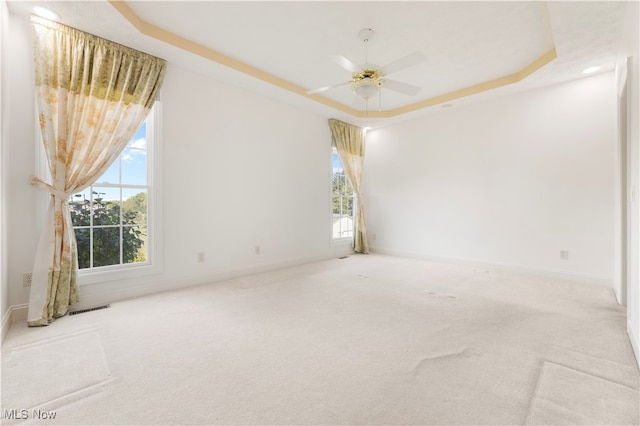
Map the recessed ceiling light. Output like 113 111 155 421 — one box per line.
32 6 60 21
582 66 600 74
441 103 453 108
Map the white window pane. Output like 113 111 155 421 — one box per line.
127 122 146 148
95 159 119 184
332 147 355 240
121 148 147 185
75 228 90 269
91 187 121 227
93 227 121 267
71 187 92 201
69 188 92 227
124 225 147 264
92 187 120 203
332 151 343 174
123 189 147 225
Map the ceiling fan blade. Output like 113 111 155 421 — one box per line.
382 79 422 96
333 55 361 73
379 51 427 76
306 81 351 95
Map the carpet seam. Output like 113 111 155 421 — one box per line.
3 327 100 353
544 359 640 392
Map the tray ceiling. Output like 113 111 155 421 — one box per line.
7 1 630 127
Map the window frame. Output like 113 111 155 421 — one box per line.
330 145 357 244
36 102 164 285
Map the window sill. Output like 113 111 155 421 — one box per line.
331 237 353 247
78 262 162 286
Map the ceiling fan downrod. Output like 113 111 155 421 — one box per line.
358 28 375 66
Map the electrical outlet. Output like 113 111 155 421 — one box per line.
560 250 569 260
197 252 205 263
255 245 261 255
23 273 32 287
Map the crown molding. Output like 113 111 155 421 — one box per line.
109 0 557 119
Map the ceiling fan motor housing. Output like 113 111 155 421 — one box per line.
353 68 382 82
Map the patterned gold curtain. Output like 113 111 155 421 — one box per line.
328 119 369 254
28 17 166 326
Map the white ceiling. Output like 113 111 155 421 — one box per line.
7 1 631 128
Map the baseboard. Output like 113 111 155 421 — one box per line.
2 304 27 344
370 247 613 287
1 307 10 343
614 283 623 305
628 318 640 370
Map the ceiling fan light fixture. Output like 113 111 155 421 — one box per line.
353 79 380 100
351 68 382 101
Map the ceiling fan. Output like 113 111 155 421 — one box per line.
306 28 426 108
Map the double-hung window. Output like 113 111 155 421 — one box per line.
67 104 161 281
332 147 355 240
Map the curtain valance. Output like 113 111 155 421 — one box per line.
32 16 165 107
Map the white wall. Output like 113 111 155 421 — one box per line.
3 5 38 335
1 0 10 330
5 13 39 315
616 0 640 366
3 11 350 318
364 72 616 283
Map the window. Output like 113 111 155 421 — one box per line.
68 105 160 277
332 147 355 240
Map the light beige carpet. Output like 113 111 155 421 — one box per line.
525 360 639 424
2 328 111 411
2 254 638 425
